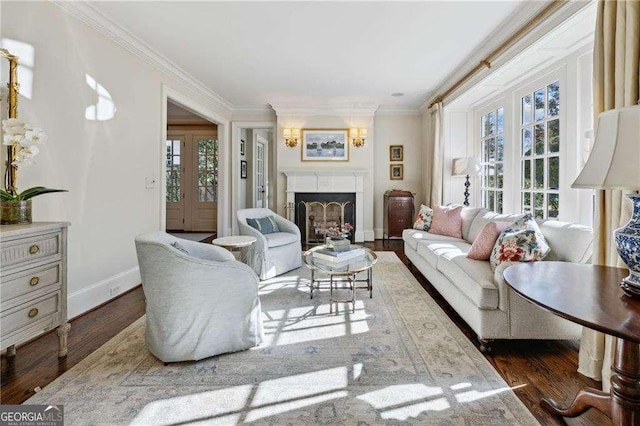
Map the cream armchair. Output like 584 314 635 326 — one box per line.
135 231 263 362
237 208 302 279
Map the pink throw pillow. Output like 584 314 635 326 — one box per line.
428 205 463 239
467 222 512 260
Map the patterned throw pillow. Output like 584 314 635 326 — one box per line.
428 205 463 239
413 204 434 230
247 216 280 234
467 221 513 261
489 214 550 271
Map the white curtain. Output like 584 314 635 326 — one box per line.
425 102 444 207
578 0 640 390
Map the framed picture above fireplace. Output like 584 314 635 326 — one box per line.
301 129 349 162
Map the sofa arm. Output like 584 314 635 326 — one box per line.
494 261 516 312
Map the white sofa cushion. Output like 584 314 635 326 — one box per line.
539 221 593 263
264 232 299 248
467 211 523 244
402 229 462 251
416 240 471 269
461 207 485 242
437 251 499 309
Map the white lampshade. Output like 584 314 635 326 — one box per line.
572 105 640 190
291 128 301 138
283 128 292 139
452 157 481 176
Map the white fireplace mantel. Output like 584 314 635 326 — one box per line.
283 169 367 242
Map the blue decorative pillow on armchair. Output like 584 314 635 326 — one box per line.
247 216 280 234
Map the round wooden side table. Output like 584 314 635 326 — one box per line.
211 236 256 267
504 261 640 424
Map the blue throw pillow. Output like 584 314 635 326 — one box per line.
247 216 280 234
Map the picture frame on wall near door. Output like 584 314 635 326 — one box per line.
240 160 247 179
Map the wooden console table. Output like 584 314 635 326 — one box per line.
504 261 639 425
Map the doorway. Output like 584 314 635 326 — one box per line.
232 123 276 234
166 102 218 233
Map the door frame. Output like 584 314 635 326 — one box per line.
161 85 230 236
231 121 276 235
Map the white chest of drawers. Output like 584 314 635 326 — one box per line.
0 222 70 358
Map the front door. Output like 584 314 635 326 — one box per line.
166 129 218 232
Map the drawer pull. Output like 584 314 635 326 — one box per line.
28 308 39 318
29 244 40 255
30 276 40 286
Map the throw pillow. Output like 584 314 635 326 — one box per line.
247 216 280 234
413 204 434 231
429 205 463 239
467 221 513 261
489 214 551 271
171 241 189 254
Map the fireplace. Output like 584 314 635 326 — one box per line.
283 170 366 242
294 193 356 244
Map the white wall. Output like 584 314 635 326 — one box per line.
373 113 423 238
1 2 232 317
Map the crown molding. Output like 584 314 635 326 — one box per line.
53 0 234 113
271 104 380 117
419 0 592 112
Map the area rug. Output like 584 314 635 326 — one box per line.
28 252 538 425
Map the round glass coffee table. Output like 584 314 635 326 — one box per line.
303 245 377 313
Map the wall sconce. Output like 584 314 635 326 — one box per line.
349 128 367 147
283 128 300 148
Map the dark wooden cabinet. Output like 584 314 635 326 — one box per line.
383 190 415 240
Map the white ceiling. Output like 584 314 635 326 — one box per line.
89 1 539 111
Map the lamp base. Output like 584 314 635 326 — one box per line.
615 194 640 298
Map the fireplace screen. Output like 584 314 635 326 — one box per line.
293 193 356 244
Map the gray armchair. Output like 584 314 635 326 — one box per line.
237 208 302 279
135 231 263 362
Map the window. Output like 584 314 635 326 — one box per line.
166 139 181 203
480 108 504 213
520 81 560 219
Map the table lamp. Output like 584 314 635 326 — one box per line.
572 104 640 298
452 157 481 206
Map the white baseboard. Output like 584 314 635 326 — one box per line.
67 267 141 319
364 230 375 242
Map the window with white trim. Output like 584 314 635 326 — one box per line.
520 81 560 219
480 107 504 213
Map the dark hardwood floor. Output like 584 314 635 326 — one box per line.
1 239 609 424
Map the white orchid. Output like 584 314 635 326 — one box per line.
2 118 26 135
1 119 46 165
24 128 47 146
3 133 24 146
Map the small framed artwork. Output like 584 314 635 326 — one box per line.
390 164 404 180
301 129 349 162
240 139 245 156
240 160 247 179
389 145 403 161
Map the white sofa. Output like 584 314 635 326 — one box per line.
403 207 593 352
